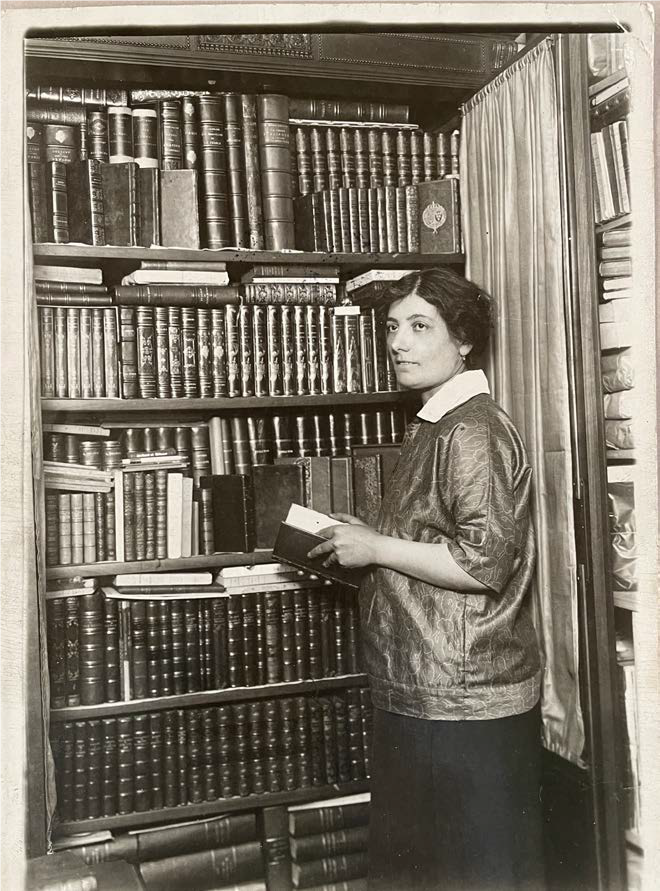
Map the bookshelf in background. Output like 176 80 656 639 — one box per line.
587 32 648 885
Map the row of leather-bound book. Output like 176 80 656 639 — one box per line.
38 303 398 400
52 791 372 890
46 581 362 708
51 690 373 823
27 84 460 253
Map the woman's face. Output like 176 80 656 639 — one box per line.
386 293 470 403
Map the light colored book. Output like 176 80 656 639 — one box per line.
345 268 417 293
208 416 226 474
166 472 183 559
123 269 230 286
42 423 111 437
284 503 347 534
112 571 214 586
102 585 224 601
34 265 103 285
114 469 125 562
180 476 193 558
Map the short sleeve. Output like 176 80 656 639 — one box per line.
443 416 522 595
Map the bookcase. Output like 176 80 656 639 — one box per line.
584 31 656 889
19 23 656 891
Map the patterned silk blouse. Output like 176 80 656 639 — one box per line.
360 387 542 721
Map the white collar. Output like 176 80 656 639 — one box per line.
416 369 491 423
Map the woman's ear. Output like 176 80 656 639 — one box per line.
459 343 473 360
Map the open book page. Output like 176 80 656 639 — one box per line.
284 503 348 534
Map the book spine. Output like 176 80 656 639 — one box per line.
160 100 183 169
410 129 424 184
198 96 231 248
181 96 200 169
82 491 96 563
79 593 105 706
238 305 255 397
368 129 384 189
101 595 119 704
223 93 249 247
301 305 321 397
194 308 212 398
279 306 295 397
435 132 447 179
26 122 44 162
181 307 199 398
64 307 81 398
347 187 361 253
102 308 119 398
406 185 420 252
46 160 70 243
257 94 295 250
78 308 93 398
294 126 313 196
28 161 50 243
384 186 398 253
39 306 56 398
108 107 134 163
310 127 328 192
47 599 67 707
344 313 362 393
326 127 342 190
395 185 408 252
164 306 183 398
250 304 269 398
43 123 78 164
87 111 109 163
422 130 435 181
132 107 159 169
135 306 156 399
264 305 283 396
210 307 228 397
240 94 265 250
396 129 412 187
224 304 241 397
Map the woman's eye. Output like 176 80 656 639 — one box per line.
413 322 428 331
386 324 397 334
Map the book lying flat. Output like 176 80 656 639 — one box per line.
272 505 365 589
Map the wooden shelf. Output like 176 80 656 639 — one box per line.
32 243 465 269
53 781 370 835
613 591 640 612
42 391 404 415
45 552 275 580
50 674 369 722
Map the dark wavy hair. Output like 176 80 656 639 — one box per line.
383 267 493 367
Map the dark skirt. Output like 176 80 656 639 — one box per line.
367 704 545 891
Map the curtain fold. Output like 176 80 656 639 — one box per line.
460 38 584 764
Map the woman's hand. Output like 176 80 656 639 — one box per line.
307 518 384 568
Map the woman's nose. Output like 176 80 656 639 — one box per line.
389 328 409 352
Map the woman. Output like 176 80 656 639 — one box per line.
308 267 544 890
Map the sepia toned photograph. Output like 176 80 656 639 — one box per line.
1 3 657 891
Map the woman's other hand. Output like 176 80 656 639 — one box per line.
307 520 383 568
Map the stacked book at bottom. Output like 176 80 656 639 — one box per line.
55 812 266 891
287 793 370 890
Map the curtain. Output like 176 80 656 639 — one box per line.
460 38 584 764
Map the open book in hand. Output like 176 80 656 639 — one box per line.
272 504 365 589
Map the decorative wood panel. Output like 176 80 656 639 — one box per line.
197 33 312 57
25 32 518 89
50 35 191 48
